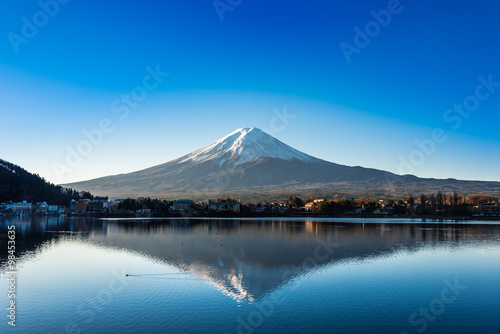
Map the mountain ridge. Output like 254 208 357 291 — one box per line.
61 128 500 200
0 159 91 204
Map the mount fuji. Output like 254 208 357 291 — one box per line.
62 127 500 200
178 127 314 166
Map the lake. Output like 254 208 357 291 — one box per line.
1 216 499 333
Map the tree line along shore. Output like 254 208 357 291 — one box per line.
3 193 498 220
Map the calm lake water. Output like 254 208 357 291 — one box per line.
1 216 499 334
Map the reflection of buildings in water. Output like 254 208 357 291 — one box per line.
0 216 107 264
47 216 64 230
305 221 314 234
87 220 500 302
2 218 499 302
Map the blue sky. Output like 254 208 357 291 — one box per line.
1 0 499 184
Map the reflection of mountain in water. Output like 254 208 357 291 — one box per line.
1 217 498 303
95 220 500 302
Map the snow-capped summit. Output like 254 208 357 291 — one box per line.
61 127 500 200
179 127 314 165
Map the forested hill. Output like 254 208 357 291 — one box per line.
0 159 92 205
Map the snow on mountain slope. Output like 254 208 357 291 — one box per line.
179 127 314 165
60 127 500 199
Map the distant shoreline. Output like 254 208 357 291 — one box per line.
4 212 499 224
97 216 500 225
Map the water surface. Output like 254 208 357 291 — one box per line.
0 216 499 333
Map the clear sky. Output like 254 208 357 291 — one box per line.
1 0 499 184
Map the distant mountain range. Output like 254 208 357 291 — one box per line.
62 127 500 200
